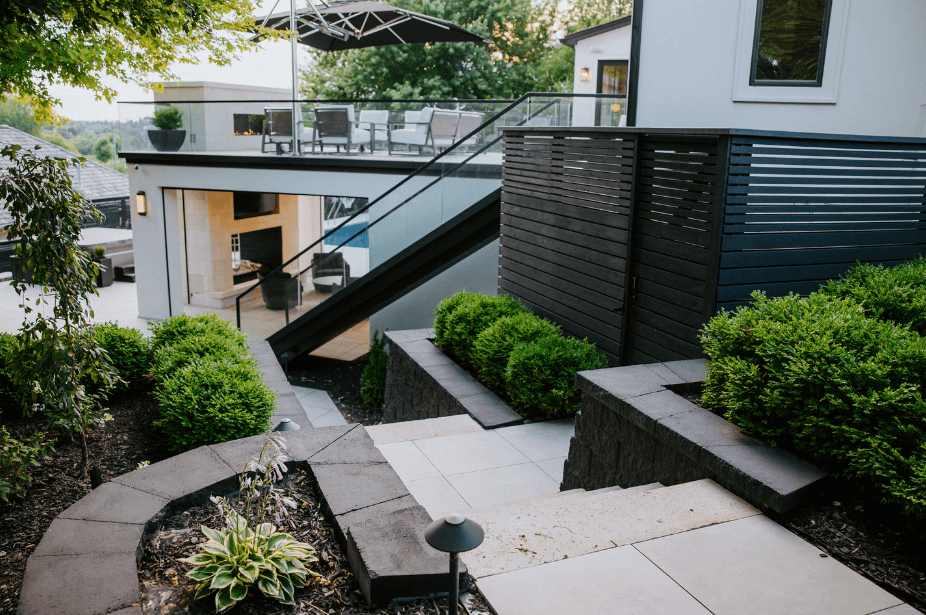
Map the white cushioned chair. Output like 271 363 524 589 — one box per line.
358 109 390 152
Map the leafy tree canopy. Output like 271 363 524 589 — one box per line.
564 0 632 33
0 99 41 135
0 0 279 122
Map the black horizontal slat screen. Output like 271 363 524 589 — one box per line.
499 131 635 363
87 197 132 230
718 134 926 310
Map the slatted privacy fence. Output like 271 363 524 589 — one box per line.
499 128 926 366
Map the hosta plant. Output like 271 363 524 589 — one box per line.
180 433 318 612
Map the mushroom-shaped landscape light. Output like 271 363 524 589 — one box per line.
425 513 484 615
272 417 300 431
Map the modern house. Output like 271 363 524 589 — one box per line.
562 15 632 127
0 125 133 273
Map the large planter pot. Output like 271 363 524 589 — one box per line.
93 257 114 287
10 254 36 284
147 129 186 152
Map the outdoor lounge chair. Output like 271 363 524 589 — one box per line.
387 108 460 154
358 109 390 152
454 111 485 148
311 252 350 293
258 270 300 310
311 105 371 154
261 107 305 155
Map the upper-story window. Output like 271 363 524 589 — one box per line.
750 0 833 87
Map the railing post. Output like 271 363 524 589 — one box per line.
618 131 643 366
236 296 241 329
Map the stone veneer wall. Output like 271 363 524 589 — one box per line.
562 359 828 513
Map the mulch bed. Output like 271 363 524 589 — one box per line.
138 468 487 615
0 390 172 615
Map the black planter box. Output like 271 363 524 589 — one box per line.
94 257 114 287
147 129 186 152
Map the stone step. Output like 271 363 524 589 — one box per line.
462 479 760 580
366 414 484 445
114 263 135 283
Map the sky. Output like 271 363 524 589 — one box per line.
50 0 312 122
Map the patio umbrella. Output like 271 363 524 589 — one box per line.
254 0 488 51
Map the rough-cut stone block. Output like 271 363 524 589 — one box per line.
18 553 139 615
32 518 144 560
311 462 408 516
112 445 236 503
346 504 465 605
59 482 168 525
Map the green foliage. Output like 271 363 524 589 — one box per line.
72 132 97 156
149 314 247 353
93 323 151 391
182 434 317 613
700 290 926 521
93 136 114 163
473 313 561 392
360 331 388 408
92 245 106 259
0 333 20 404
0 99 40 134
433 290 478 348
152 106 184 131
821 258 926 336
1 144 118 479
40 131 79 154
0 0 275 123
153 360 276 452
151 332 253 383
0 426 54 503
444 294 526 366
506 335 608 419
563 0 632 33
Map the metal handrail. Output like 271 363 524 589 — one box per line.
234 92 627 327
118 97 518 105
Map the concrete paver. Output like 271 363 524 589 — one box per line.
376 441 442 482
447 462 559 509
534 456 566 484
290 384 347 427
405 476 472 519
366 414 483 445
494 419 575 461
476 545 712 615
413 430 530 476
635 515 904 615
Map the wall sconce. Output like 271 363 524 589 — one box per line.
136 191 147 216
580 67 591 82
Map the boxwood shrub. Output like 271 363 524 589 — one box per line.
433 290 477 347
153 359 276 452
700 290 926 521
151 332 253 383
473 313 561 392
149 313 247 353
506 334 608 420
443 294 526 366
94 323 152 391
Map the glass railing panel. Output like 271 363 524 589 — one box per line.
117 102 195 153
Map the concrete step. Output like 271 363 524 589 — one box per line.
366 414 484 445
462 479 760 580
114 264 135 283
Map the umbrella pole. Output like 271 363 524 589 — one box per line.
291 0 300 156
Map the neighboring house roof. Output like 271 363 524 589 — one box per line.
0 124 130 230
561 15 633 49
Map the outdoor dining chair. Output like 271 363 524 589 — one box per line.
311 105 371 154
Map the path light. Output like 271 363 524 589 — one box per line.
425 513 484 615
273 418 300 431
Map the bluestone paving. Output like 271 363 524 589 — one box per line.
413 430 530 476
311 409 349 427
405 476 472 519
112 445 236 502
446 462 560 509
58 481 168 525
366 414 482 445
476 546 712 615
18 552 140 615
495 419 574 461
376 441 442 482
635 515 903 615
309 424 385 464
31 518 144 558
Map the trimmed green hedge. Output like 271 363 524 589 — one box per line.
701 283 926 522
151 332 252 383
149 313 247 352
94 323 152 391
433 291 607 420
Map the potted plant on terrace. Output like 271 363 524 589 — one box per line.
91 244 114 287
148 106 186 152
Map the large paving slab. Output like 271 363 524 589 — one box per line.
476 545 712 615
376 441 443 482
111 444 237 503
18 552 140 615
494 419 574 462
412 430 530 476
31 518 144 559
635 515 905 615
405 476 472 519
58 481 169 525
366 415 483 445
446 462 560 508
462 479 760 579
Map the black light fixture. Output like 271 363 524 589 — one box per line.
136 191 147 216
273 418 300 431
425 513 484 615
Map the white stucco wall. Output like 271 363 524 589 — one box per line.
635 0 926 137
570 25 633 127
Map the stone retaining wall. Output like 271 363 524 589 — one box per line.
383 329 522 429
562 360 828 514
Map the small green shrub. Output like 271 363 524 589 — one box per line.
0 426 54 503
473 313 561 392
506 335 608 419
821 258 926 336
152 106 184 131
700 291 926 521
94 323 151 390
92 244 105 259
149 314 247 353
0 333 20 405
153 360 276 452
360 331 388 408
445 294 526 365
433 290 477 347
151 332 252 383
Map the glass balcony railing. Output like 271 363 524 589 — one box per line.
226 93 627 342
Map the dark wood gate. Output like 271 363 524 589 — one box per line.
499 127 926 366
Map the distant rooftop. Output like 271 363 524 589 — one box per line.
561 15 632 49
0 124 130 229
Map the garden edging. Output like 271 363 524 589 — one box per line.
382 329 523 428
562 359 828 513
17 425 460 615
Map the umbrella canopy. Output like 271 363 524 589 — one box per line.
255 0 487 52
